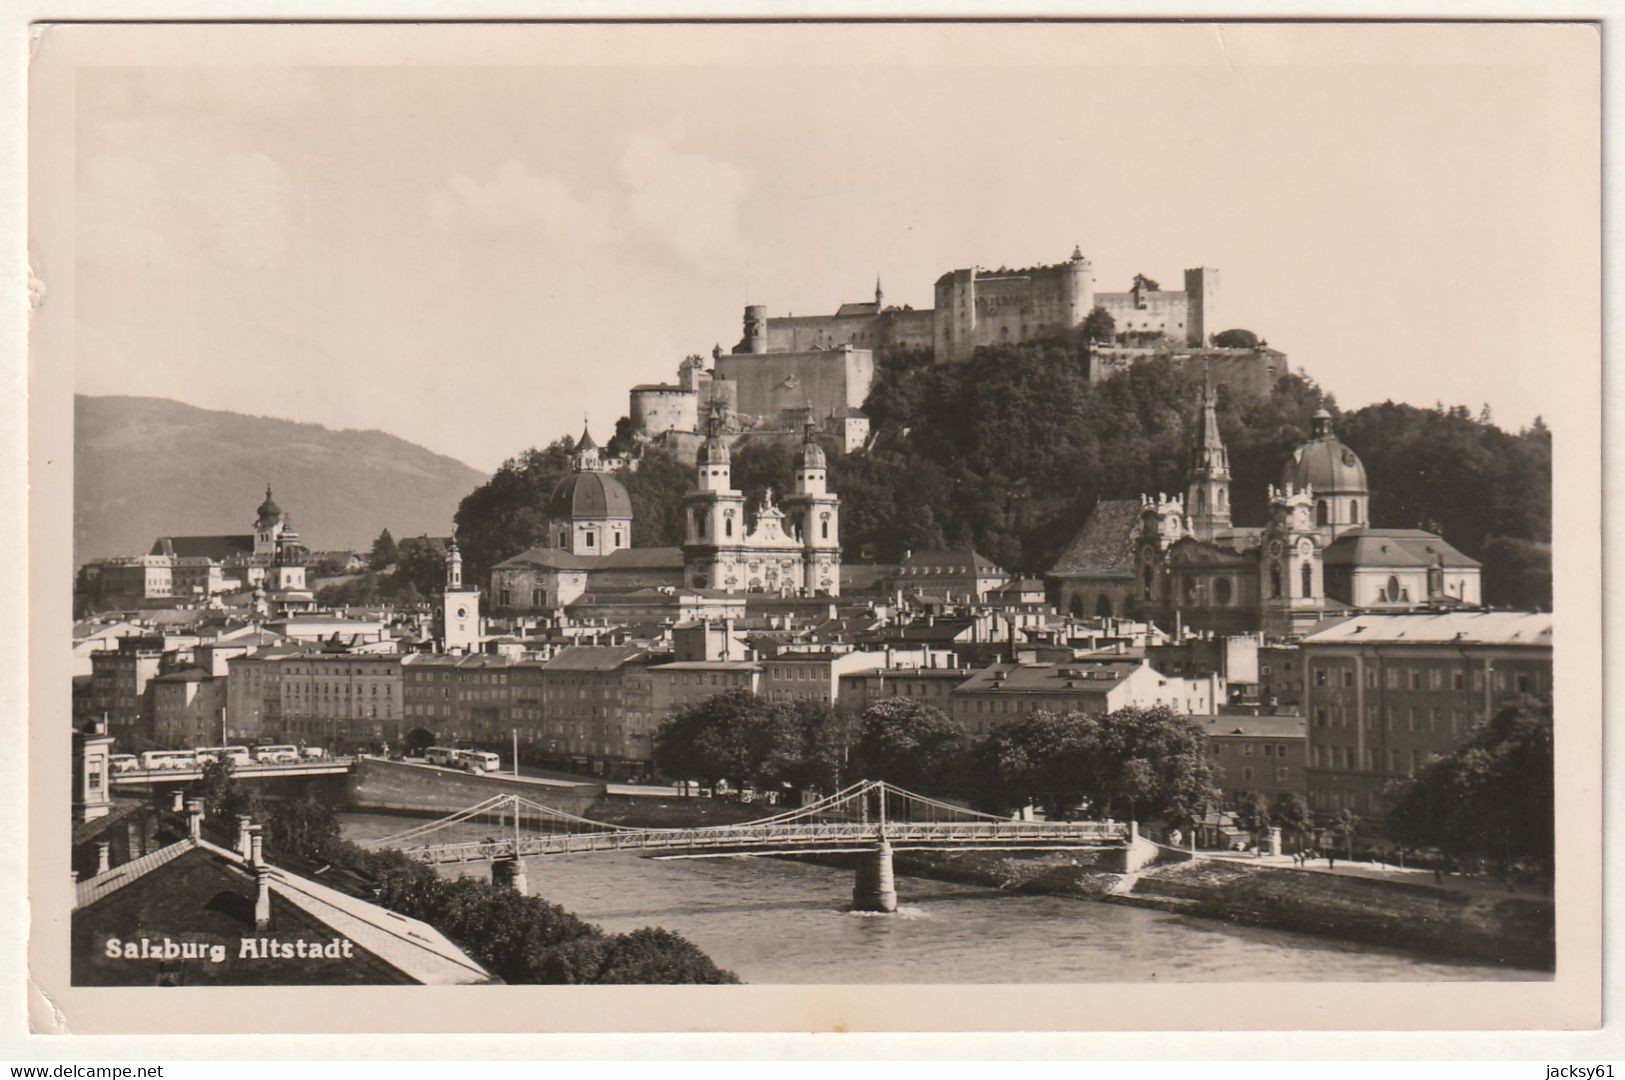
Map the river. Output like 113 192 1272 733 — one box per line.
340 812 1528 984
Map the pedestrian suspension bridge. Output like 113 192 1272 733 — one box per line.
362 779 1135 912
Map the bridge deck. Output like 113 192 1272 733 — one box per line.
406 821 1129 864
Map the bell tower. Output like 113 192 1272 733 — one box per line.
784 423 841 596
683 409 748 591
1259 484 1323 636
439 535 481 654
1185 371 1232 541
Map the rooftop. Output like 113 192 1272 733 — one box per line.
1301 611 1552 647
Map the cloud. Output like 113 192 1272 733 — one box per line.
430 159 617 243
620 130 749 266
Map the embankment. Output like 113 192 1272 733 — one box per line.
346 757 603 816
893 848 1553 971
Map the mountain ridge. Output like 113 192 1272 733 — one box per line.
75 394 488 563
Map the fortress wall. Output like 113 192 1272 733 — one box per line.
1097 291 1194 339
714 349 874 427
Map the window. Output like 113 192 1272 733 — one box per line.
1343 669 1354 688
1301 561 1314 597
1454 670 1466 691
725 518 734 538
1410 669 1423 690
1241 767 1254 782
1314 708 1327 728
1349 499 1360 523
1366 668 1378 689
1315 668 1328 687
1242 744 1255 756
1276 766 1289 781
1386 575 1401 602
1316 500 1328 526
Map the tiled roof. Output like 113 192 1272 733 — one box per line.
543 644 650 671
1048 500 1142 577
1321 529 1481 570
895 549 1005 575
954 660 1142 695
1300 611 1551 647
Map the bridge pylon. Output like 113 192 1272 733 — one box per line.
851 836 897 913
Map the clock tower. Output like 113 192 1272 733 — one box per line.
439 535 481 654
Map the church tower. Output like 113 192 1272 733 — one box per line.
784 423 841 596
253 485 284 557
1259 483 1324 636
683 409 748 591
1185 373 1232 541
439 535 481 654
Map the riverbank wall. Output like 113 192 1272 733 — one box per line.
891 848 1553 971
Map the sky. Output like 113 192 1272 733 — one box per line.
58 22 1599 473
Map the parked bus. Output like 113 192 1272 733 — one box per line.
424 746 460 767
252 744 300 764
194 745 252 766
140 750 199 771
108 753 139 773
456 750 501 774
301 746 328 761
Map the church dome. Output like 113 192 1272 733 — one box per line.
546 470 632 521
256 486 282 524
1280 407 1368 495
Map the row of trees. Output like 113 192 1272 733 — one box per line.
653 691 1225 828
197 763 738 984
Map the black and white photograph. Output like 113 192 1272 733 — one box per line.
24 17 1602 1035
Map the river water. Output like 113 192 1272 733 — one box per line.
340 812 1527 984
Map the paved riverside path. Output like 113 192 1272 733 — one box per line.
1198 851 1552 899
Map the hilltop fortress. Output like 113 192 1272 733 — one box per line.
627 247 1285 460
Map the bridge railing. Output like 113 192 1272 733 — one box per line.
405 819 1131 864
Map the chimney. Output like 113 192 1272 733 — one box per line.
186 798 205 841
170 790 185 813
237 816 254 860
95 841 111 875
248 825 271 930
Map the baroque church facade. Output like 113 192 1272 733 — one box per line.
1048 388 1482 638
489 419 841 614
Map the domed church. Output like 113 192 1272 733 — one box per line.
1049 385 1481 638
489 418 842 614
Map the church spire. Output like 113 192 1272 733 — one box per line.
874 275 884 309
1186 367 1231 540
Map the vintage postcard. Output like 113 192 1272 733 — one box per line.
25 18 1602 1034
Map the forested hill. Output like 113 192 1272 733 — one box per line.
75 395 488 562
452 340 1551 611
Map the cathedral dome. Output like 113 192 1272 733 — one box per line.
546 470 632 521
1280 407 1368 495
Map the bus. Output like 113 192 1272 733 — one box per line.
140 750 199 771
424 746 461 767
456 750 501 774
108 753 139 773
252 744 300 764
194 745 252 766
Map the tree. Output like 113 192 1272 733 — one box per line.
369 529 398 571
1080 306 1117 344
1385 697 1553 875
851 698 967 793
1335 808 1360 861
1084 707 1223 829
1271 792 1315 851
1213 328 1260 349
1233 790 1272 835
453 438 577 581
588 927 739 984
968 709 1100 817
652 689 798 788
1132 273 1161 292
394 536 446 597
262 793 341 863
